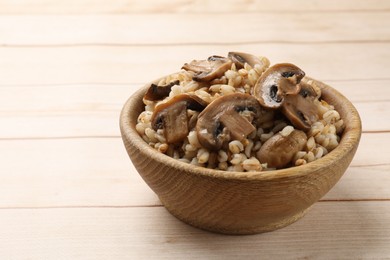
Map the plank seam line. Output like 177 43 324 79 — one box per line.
1 40 390 48
350 99 390 103
350 163 390 168
363 130 390 134
0 205 163 210
0 136 122 140
1 9 390 15
0 131 389 141
319 199 390 202
1 78 390 87
1 200 389 210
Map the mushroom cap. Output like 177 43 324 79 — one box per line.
151 94 208 143
228 52 269 70
143 80 180 101
256 129 307 169
253 63 305 109
196 93 263 151
281 80 321 131
182 55 233 82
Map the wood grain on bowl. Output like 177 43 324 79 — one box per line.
120 76 361 234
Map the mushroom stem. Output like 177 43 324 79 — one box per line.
220 111 256 141
161 101 189 143
281 80 322 131
196 93 263 151
151 94 208 144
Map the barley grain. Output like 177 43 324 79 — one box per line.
229 140 244 154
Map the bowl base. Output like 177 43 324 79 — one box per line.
160 197 310 235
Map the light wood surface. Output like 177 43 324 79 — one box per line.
0 0 389 257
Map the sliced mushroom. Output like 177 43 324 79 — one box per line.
196 93 263 151
144 80 180 101
253 63 305 109
282 80 321 131
182 55 232 82
228 52 269 70
256 129 307 169
151 94 208 143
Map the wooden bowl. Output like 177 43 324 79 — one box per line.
120 76 361 235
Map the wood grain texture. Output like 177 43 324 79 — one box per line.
327 79 390 103
0 0 388 14
2 79 389 103
0 138 159 208
120 77 361 234
0 84 137 138
0 81 388 138
0 99 385 137
0 0 389 255
324 165 390 201
0 133 387 208
1 202 390 259
1 13 389 45
0 44 389 86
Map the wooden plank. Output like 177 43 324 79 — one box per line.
0 81 388 138
0 202 390 258
355 102 390 132
0 44 389 86
334 133 389 167
327 79 390 103
0 133 387 208
0 84 136 138
0 13 389 45
2 79 389 111
323 165 390 200
0 115 121 138
0 138 160 208
0 84 137 114
0 0 388 14
0 100 386 138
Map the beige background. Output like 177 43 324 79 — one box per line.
0 0 389 258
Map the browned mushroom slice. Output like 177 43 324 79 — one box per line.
219 110 256 141
196 93 263 151
151 94 208 143
281 81 321 131
182 55 232 82
144 80 180 101
256 128 307 169
253 63 305 109
228 52 268 69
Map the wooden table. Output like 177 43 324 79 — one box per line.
1 0 389 258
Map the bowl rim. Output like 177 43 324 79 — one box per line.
120 75 362 181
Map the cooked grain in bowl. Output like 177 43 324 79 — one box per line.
135 52 344 172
